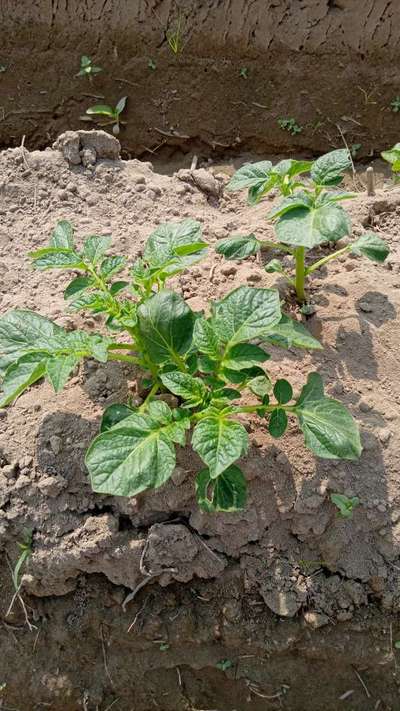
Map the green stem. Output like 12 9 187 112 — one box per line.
108 352 140 365
108 342 136 350
295 247 306 303
139 382 160 411
231 404 297 415
306 245 350 275
259 240 294 254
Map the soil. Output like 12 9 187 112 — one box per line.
1 130 400 710
1 1 400 159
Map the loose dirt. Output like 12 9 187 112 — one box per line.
0 131 400 710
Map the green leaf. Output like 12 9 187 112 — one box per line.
267 192 313 221
193 318 221 359
137 290 195 364
275 203 351 249
330 493 359 518
100 256 126 279
100 403 136 432
196 465 247 512
268 408 288 437
115 96 127 114
226 161 272 191
216 234 261 260
350 232 389 263
82 235 112 264
223 343 269 370
51 220 75 249
86 412 176 497
46 354 79 392
310 149 351 186
86 104 115 117
273 379 293 404
144 219 206 274
110 281 129 295
174 241 208 256
0 354 46 407
262 315 322 350
295 373 362 459
160 371 207 407
30 247 85 270
265 258 284 274
381 144 400 165
192 413 248 478
64 276 93 299
212 286 281 346
316 190 357 206
273 158 312 178
248 374 272 398
247 175 277 204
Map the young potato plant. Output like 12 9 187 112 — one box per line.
0 220 362 513
218 150 390 303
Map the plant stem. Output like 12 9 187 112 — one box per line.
231 404 297 415
108 352 140 365
295 247 306 302
259 240 294 254
306 245 350 275
139 382 160 411
108 342 136 350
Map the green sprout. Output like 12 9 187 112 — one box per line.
216 659 233 671
148 59 157 71
12 530 33 593
84 96 127 135
76 55 102 78
330 493 360 519
166 12 184 54
390 96 400 113
278 117 303 136
239 67 248 79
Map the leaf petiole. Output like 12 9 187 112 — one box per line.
306 245 350 275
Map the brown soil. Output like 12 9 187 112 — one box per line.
1 1 400 159
1 131 400 710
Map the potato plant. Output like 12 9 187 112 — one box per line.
218 150 390 302
0 220 362 512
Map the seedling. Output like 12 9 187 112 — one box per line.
218 150 390 302
0 220 362 512
76 55 102 78
0 65 6 73
11 530 33 592
216 659 233 671
278 117 303 136
390 96 400 113
84 96 127 135
381 143 400 183
394 641 400 650
330 493 360 518
166 12 184 54
159 642 170 651
350 143 362 158
148 58 157 71
239 67 248 79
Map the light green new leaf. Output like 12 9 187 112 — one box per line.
144 219 206 274
51 220 75 249
275 203 351 249
46 354 80 392
193 318 221 359
212 286 281 346
265 258 284 274
137 290 195 364
0 353 46 407
82 235 112 264
86 104 115 117
295 373 362 459
216 234 261 260
223 343 269 370
196 465 247 512
310 149 351 186
381 144 400 166
192 413 248 478
226 161 273 192
262 314 322 350
350 232 390 263
273 159 313 178
160 371 207 407
86 413 176 497
30 247 85 270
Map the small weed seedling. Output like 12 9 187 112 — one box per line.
331 493 360 518
216 659 233 671
0 64 6 73
278 117 303 136
76 55 102 78
84 96 127 135
218 150 390 303
239 67 249 79
148 58 157 71
350 143 362 158
381 143 400 183
6 530 34 628
166 11 184 54
0 220 362 512
390 97 400 113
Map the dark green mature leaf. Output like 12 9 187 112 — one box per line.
30 247 85 270
100 255 126 279
273 379 293 404
275 203 351 249
46 354 80 392
212 286 281 346
160 371 207 407
64 276 93 299
137 290 194 364
144 219 206 274
223 343 269 370
51 220 75 249
216 235 261 260
192 412 248 478
86 412 177 496
268 408 288 437
82 235 112 264
295 373 362 459
262 315 322 350
350 232 390 263
193 318 221 359
0 354 46 407
196 465 247 512
100 403 136 432
226 161 272 191
310 149 351 186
